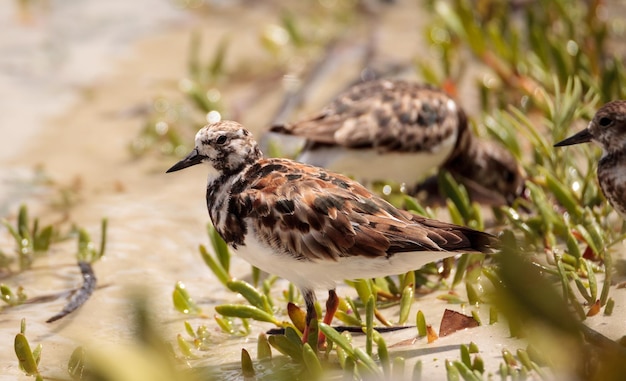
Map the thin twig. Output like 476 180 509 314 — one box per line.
46 261 97 323
266 325 412 335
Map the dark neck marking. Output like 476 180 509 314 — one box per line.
206 173 249 247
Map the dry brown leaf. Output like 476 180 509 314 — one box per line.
439 309 479 337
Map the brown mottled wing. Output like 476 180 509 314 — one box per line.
236 158 496 261
270 80 461 152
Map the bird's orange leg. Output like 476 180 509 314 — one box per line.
301 289 339 347
318 289 339 346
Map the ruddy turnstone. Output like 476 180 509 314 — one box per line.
167 120 498 342
270 79 525 205
554 100 626 217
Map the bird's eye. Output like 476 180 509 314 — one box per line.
598 117 613 127
216 135 227 145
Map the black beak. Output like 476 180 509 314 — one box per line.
554 129 593 147
166 148 205 173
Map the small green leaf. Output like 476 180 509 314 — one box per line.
501 349 517 367
604 298 615 316
319 323 354 357
413 360 422 381
584 259 598 302
18 204 29 238
403 196 430 217
284 325 302 345
460 344 471 368
177 334 196 358
172 282 201 315
452 360 481 381
302 343 322 377
215 304 281 326
472 355 484 374
365 295 374 357
376 334 390 377
257 333 272 360
252 266 261 288
67 346 85 380
545 172 582 219
1 284 16 306
77 228 91 262
445 359 460 381
392 357 406 380
468 342 479 354
334 310 362 326
452 254 470 288
353 347 383 378
439 171 473 223
214 315 234 334
32 344 42 366
471 310 481 325
227 280 268 312
207 224 230 272
306 316 318 352
184 321 196 338
349 279 373 306
466 282 482 306
437 293 464 304
398 285 414 325
400 271 415 293
416 310 427 337
446 200 465 226
34 225 53 252
600 247 612 306
241 348 255 378
572 274 593 304
4 219 22 244
345 296 361 322
15 333 39 376
199 244 230 286
98 218 108 259
268 334 303 362
343 356 356 377
516 348 532 371
489 306 498 324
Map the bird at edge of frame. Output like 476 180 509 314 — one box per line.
268 78 526 207
554 100 626 219
166 120 499 346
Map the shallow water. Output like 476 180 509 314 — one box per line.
2 1 626 380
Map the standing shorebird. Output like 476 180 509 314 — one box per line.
554 100 626 217
270 79 525 206
167 120 498 343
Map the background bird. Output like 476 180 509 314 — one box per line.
270 79 526 206
554 100 626 218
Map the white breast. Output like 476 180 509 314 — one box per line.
233 224 456 291
296 133 457 185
